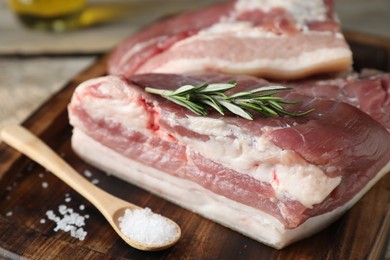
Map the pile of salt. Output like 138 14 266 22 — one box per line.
46 204 89 241
118 208 178 246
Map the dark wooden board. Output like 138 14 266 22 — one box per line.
0 33 389 260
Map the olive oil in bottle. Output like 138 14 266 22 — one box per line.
7 0 86 32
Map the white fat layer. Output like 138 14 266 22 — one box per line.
147 47 351 76
199 22 283 38
189 24 342 42
274 164 340 208
234 0 328 28
71 76 153 135
117 36 166 69
175 116 341 208
71 128 390 249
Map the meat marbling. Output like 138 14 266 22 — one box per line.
68 73 390 249
108 0 352 80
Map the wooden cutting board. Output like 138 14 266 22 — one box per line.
0 33 389 260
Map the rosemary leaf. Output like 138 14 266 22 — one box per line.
165 96 207 116
199 99 225 115
200 82 237 93
268 100 284 110
195 94 225 115
171 85 196 95
249 85 290 93
218 100 253 120
258 104 278 116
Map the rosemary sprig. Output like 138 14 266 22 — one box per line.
145 82 314 120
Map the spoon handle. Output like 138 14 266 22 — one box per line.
0 125 135 214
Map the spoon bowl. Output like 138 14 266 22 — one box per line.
112 207 181 251
0 125 181 251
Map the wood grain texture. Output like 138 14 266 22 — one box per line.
0 36 389 259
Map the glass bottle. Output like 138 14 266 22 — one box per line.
7 0 87 32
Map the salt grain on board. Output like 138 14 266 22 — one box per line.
83 170 92 178
118 208 178 246
46 204 88 241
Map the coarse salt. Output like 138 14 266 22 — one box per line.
46 204 88 241
42 182 48 189
118 208 178 246
83 170 93 178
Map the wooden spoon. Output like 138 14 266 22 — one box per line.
0 125 181 251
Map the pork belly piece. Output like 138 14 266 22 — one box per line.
108 0 352 80
284 72 390 130
68 73 390 249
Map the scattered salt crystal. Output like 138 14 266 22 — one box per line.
118 208 178 246
46 205 88 241
39 173 44 178
83 170 92 178
79 205 85 210
42 182 48 189
6 211 13 217
65 193 70 197
58 205 67 215
40 219 46 224
65 197 71 203
91 179 99 185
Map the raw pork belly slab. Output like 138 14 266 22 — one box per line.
108 0 352 80
68 73 390 249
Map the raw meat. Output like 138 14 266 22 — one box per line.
68 73 390 249
108 0 352 80
284 72 390 130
